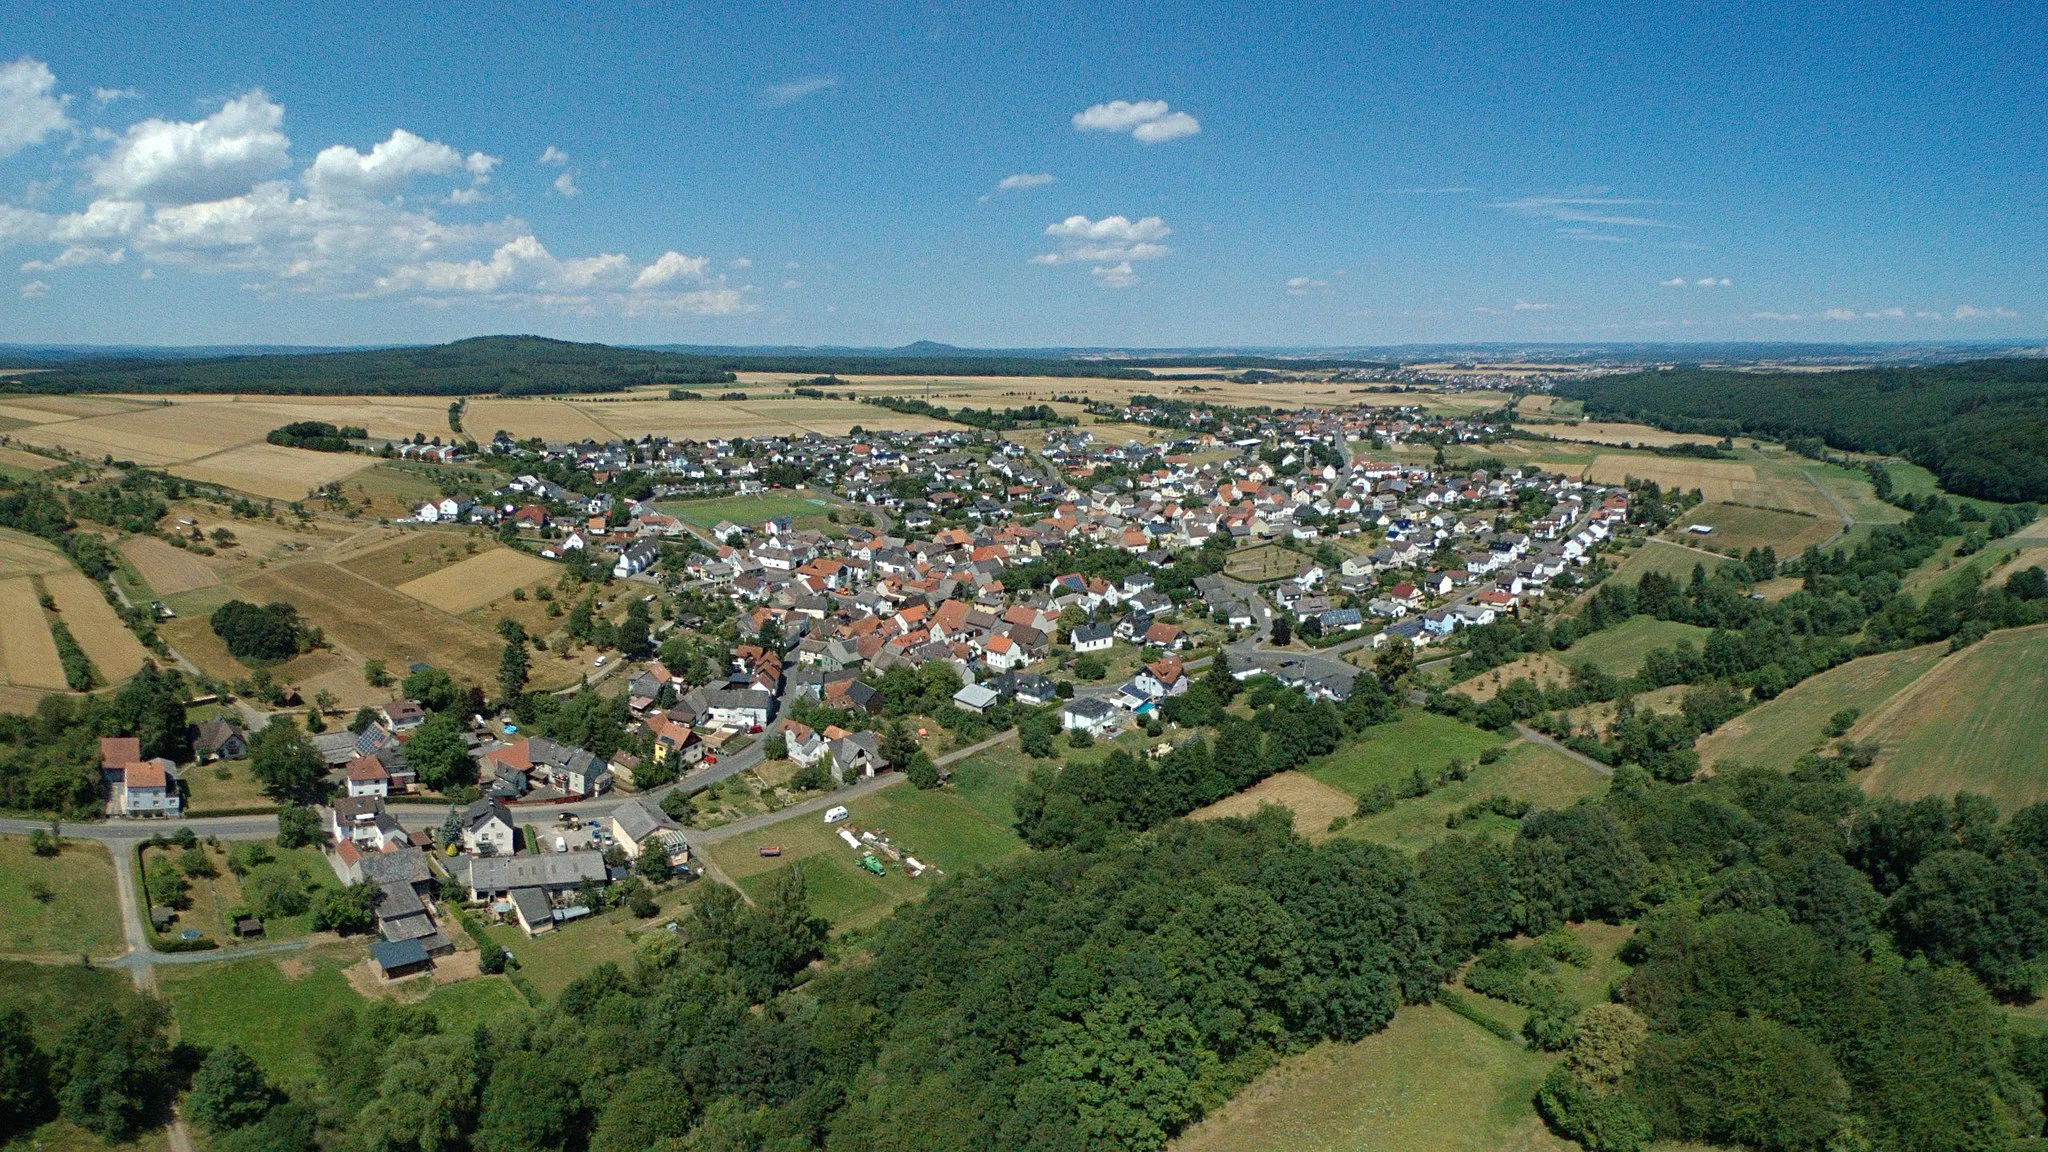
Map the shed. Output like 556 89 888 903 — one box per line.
369 938 431 980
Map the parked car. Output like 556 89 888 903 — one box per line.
553 836 567 853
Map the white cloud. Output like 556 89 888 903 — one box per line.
303 129 496 199
760 76 837 108
92 91 290 204
1660 277 1687 286
1514 299 1552 311
1953 304 2018 320
729 257 752 269
20 245 123 272
1072 100 1200 144
1555 227 1631 244
631 251 709 289
1493 190 1676 229
1865 307 1906 319
1091 262 1139 288
1286 276 1330 295
996 172 1055 193
1697 277 1731 287
1822 307 1858 321
782 278 801 289
1033 214 1172 265
0 58 72 159
1749 311 1801 321
91 86 138 108
551 170 579 198
18 279 48 298
538 145 568 166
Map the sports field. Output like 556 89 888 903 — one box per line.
1696 642 1947 770
1563 616 1714 677
1857 625 2048 812
395 548 560 613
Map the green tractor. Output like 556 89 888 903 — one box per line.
858 853 886 876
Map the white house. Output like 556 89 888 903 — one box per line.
114 759 180 816
460 797 518 857
1061 697 1118 737
1070 623 1114 653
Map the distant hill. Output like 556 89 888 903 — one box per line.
0 335 1401 397
1557 358 2048 503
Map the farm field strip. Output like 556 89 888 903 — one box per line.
119 534 220 595
171 441 378 501
240 561 504 684
42 568 148 681
0 576 65 689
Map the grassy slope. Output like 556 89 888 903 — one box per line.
1694 642 1947 771
1170 1005 1568 1152
1340 741 1610 854
1304 712 1509 798
0 836 123 956
1858 624 2048 812
1563 615 1713 677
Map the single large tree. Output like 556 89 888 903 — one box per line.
249 718 324 803
187 1045 274 1133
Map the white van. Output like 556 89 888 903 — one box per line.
553 835 567 853
823 806 850 824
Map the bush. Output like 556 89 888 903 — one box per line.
1536 1066 1652 1152
905 751 940 789
274 806 319 849
1067 728 1094 749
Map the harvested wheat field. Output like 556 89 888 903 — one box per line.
120 536 219 596
465 398 620 443
335 531 490 587
396 549 560 614
0 578 64 690
1192 771 1357 838
42 570 148 682
0 529 74 579
173 443 376 501
1587 455 1756 499
0 447 59 472
239 562 502 684
17 401 284 464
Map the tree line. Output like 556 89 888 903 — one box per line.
1557 359 2048 502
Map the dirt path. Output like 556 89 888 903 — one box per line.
1513 722 1614 777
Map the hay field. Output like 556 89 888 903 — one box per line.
42 569 147 681
1600 539 1727 589
396 549 560 614
173 443 376 501
1697 642 1946 771
1856 625 2048 812
1671 502 1839 552
1192 771 1356 838
1587 455 1764 502
120 536 219 596
568 397 961 439
0 577 64 690
239 562 502 684
1564 616 1714 677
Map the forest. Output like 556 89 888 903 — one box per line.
1555 359 2048 502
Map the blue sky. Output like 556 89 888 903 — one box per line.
0 0 2042 347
